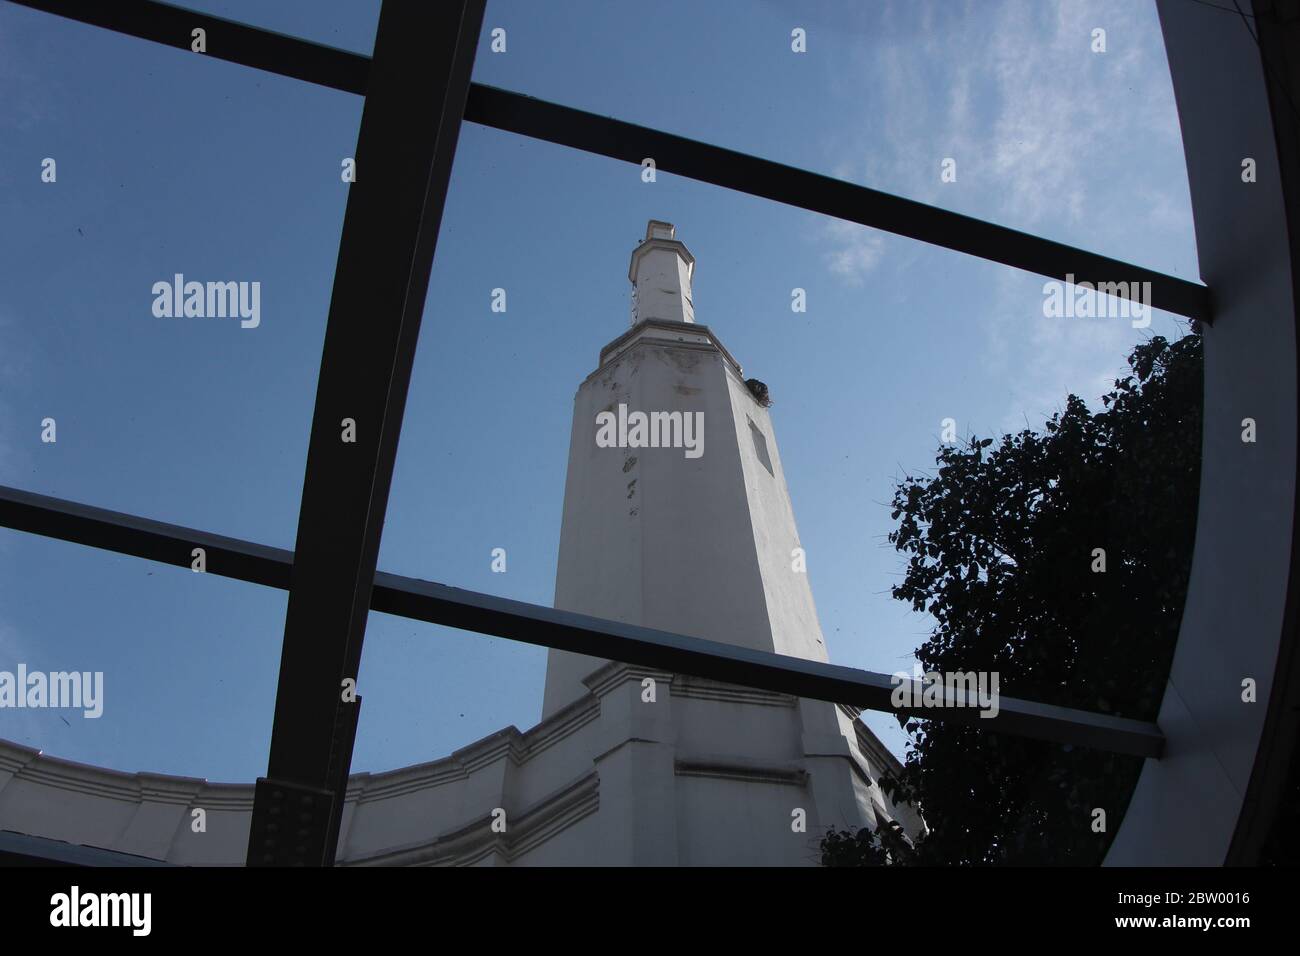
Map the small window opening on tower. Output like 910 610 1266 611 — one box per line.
748 417 774 477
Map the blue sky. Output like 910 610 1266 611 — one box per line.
0 0 1199 782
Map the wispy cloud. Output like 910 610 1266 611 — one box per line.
816 0 1197 424
822 220 886 285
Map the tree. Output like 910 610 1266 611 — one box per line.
822 330 1203 865
821 820 915 867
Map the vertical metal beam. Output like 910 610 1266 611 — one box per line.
247 0 485 867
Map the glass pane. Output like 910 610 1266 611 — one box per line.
0 4 362 548
354 614 544 773
0 530 281 782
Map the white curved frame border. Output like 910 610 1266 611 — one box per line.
1107 0 1299 865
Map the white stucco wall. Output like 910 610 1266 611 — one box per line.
724 362 829 663
543 322 778 714
0 667 918 865
544 320 835 714
527 309 917 864
629 227 695 327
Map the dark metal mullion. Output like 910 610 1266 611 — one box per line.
0 485 1165 758
249 0 485 867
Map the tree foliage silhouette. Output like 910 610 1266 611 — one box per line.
823 331 1202 865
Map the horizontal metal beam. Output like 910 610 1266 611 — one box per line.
463 85 1211 323
7 0 369 93
0 484 1165 759
0 484 290 588
369 574 1164 758
5 0 1211 323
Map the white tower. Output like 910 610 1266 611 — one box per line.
539 221 920 864
629 219 696 326
544 221 830 712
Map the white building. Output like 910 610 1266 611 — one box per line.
0 222 919 865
